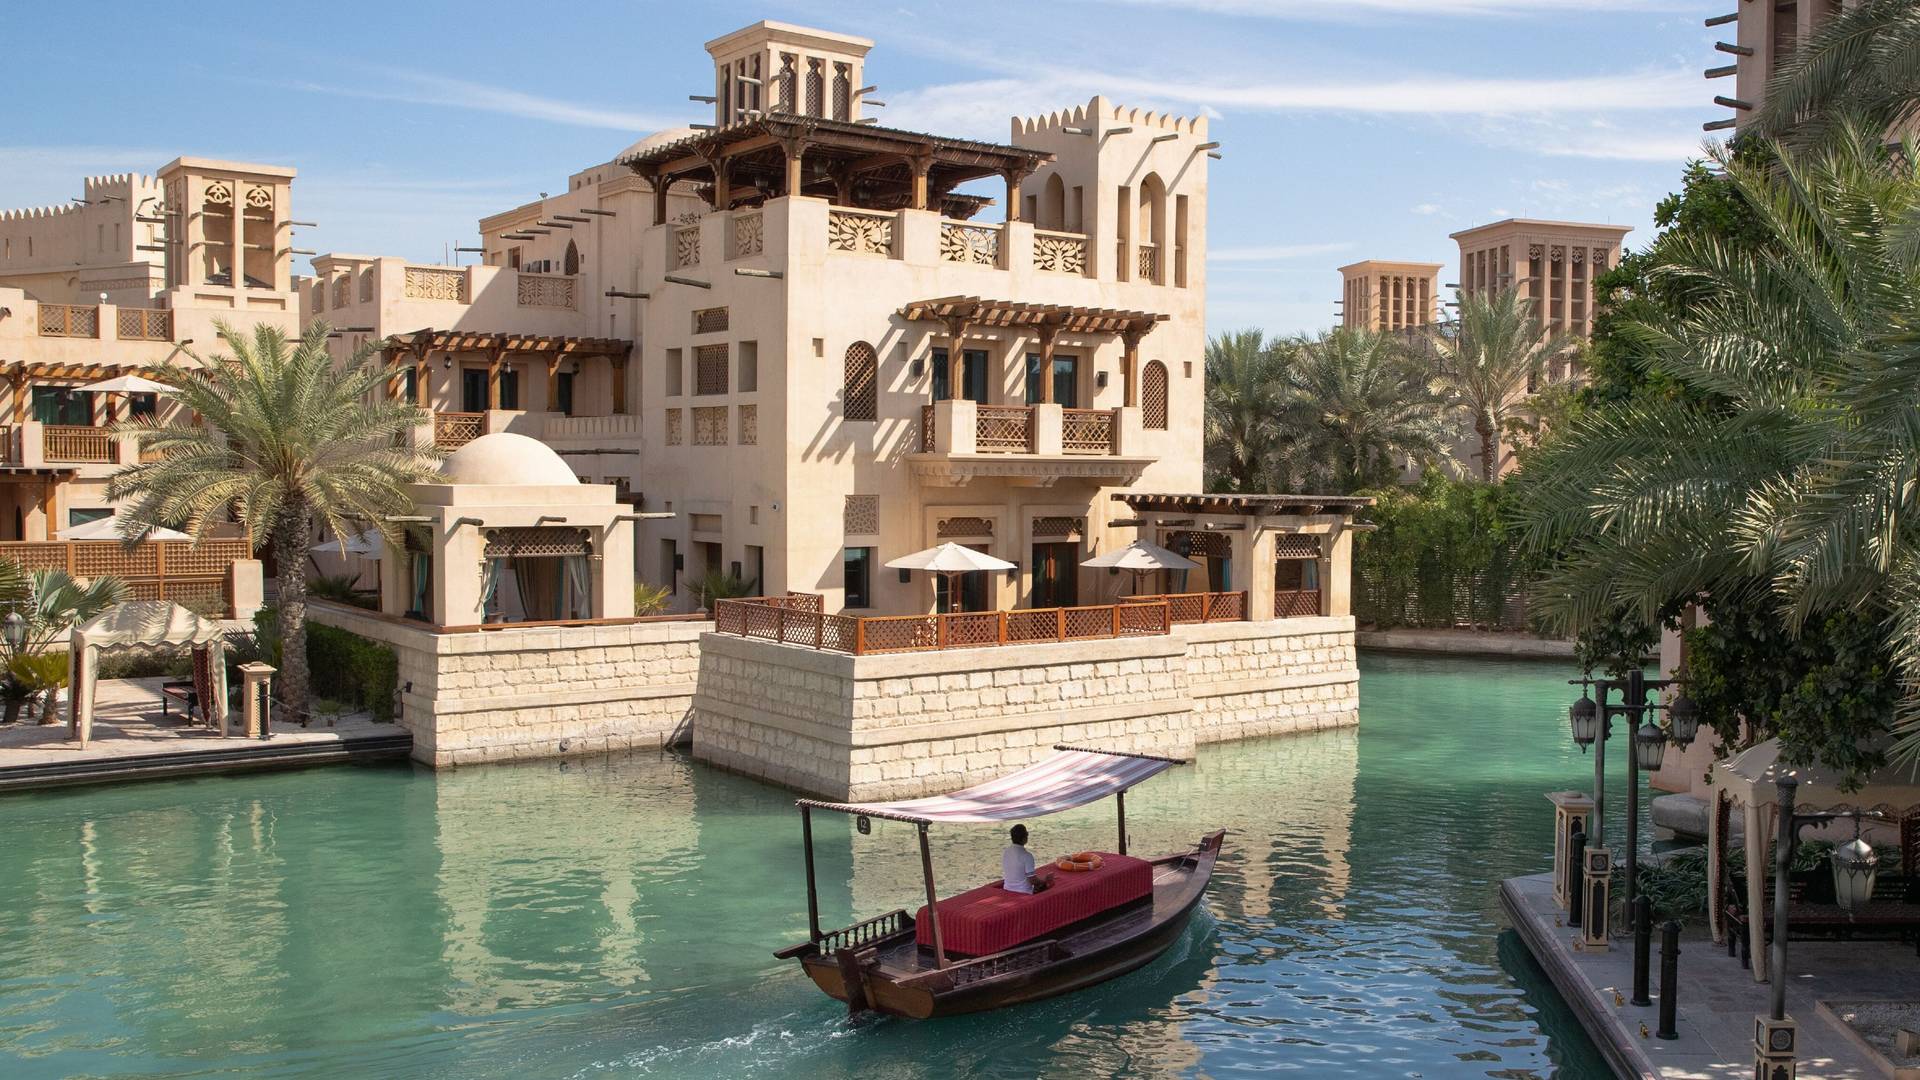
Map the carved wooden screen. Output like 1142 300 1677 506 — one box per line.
695 344 729 396
833 63 852 120
484 527 590 558
843 341 878 421
1143 360 1169 430
563 240 580 276
777 54 797 112
806 59 824 117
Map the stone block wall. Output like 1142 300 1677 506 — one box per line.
308 603 704 767
1183 617 1360 743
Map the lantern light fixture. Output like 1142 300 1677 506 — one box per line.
1634 721 1668 772
1570 692 1600 748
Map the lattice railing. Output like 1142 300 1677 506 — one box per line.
827 209 894 256
975 406 1033 453
44 425 114 463
38 304 99 338
403 266 466 302
1061 408 1115 455
1134 591 1249 624
116 308 172 341
434 412 483 450
1274 589 1321 618
516 273 577 310
713 596 1176 654
0 538 248 616
1137 243 1159 282
940 222 1000 266
1033 230 1088 275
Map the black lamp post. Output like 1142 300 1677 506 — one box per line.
1567 669 1697 914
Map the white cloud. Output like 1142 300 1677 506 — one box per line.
279 72 678 132
1412 202 1443 215
1209 241 1354 263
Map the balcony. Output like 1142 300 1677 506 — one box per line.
911 399 1152 487
433 411 483 450
116 307 173 341
38 304 99 338
43 425 116 464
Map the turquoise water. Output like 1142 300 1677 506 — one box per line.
0 652 1620 1078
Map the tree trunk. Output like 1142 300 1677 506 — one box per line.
273 510 311 724
1476 415 1498 484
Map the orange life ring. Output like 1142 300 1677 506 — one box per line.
1054 851 1104 873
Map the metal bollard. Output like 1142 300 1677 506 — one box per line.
1657 920 1681 1040
1568 830 1587 927
1631 893 1653 1006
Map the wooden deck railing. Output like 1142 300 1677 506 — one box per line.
434 411 483 449
975 405 1034 453
43 425 115 463
1131 591 1249 624
1274 588 1322 618
37 304 99 338
0 537 250 616
1061 408 1116 454
713 592 1185 655
116 308 173 341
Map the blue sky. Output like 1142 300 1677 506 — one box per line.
0 0 1724 335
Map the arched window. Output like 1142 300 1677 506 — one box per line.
1137 173 1167 284
1142 360 1169 430
562 239 580 276
1039 174 1066 231
843 341 877 421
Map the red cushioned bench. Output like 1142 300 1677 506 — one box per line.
915 852 1152 957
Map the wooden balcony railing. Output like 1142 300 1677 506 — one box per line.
1274 589 1322 618
975 405 1034 453
0 537 249 617
714 593 1175 655
38 304 99 338
434 411 483 449
1132 591 1248 624
116 308 173 341
43 425 115 463
1137 243 1160 283
1061 408 1116 454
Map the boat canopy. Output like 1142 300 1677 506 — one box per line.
797 746 1186 825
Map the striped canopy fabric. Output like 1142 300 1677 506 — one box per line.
798 747 1184 824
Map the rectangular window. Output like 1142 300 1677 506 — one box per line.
738 341 757 393
931 348 989 403
747 544 765 592
1023 354 1079 407
695 344 728 395
127 393 157 419
401 367 419 405
555 371 574 416
69 507 111 529
665 348 683 397
32 387 92 426
842 547 872 609
498 369 520 411
661 539 679 596
507 247 522 270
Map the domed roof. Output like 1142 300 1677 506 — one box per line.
617 126 700 162
438 433 579 486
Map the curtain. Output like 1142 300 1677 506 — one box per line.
409 552 431 617
564 555 593 620
481 557 504 622
513 557 560 621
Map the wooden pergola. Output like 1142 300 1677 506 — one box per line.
1112 492 1375 518
621 113 1053 225
898 296 1169 407
381 328 635 413
3 360 174 426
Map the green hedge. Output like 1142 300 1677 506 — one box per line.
1352 474 1538 631
307 623 399 723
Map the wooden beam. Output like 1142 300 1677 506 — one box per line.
610 354 629 415
486 347 505 410
1122 327 1142 408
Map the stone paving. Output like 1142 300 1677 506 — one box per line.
0 676 395 768
1503 870 1919 1079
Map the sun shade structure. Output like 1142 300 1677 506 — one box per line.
1080 540 1200 573
69 600 229 746
79 374 178 396
56 517 190 542
798 747 1188 824
884 542 1017 576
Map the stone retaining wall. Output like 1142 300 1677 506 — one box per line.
694 616 1357 799
308 603 704 767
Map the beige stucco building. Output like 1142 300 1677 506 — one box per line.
1704 0 1845 133
1338 260 1441 333
1450 218 1630 348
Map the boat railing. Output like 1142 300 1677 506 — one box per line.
908 938 1067 988
817 908 913 955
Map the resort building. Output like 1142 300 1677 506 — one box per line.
301 19 1366 793
1450 217 1629 349
1702 0 1842 133
1337 260 1441 333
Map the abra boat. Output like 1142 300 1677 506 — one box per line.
774 745 1224 1019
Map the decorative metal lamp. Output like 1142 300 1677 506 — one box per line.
1570 693 1600 748
1832 826 1879 912
1666 690 1700 747
1634 721 1668 771
2 610 25 650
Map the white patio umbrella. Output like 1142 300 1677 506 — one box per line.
57 516 190 542
1081 539 1199 595
79 374 178 396
885 542 1015 612
330 529 384 558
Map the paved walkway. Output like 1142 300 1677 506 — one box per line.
0 677 407 788
1503 871 1917 1079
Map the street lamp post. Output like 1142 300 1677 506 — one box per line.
1567 669 1697 917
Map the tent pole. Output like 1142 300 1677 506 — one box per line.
801 807 821 942
1116 790 1127 855
918 823 946 968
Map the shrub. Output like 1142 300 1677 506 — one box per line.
635 581 673 616
305 622 399 723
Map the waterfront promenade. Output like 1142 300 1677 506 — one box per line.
1503 872 1900 1078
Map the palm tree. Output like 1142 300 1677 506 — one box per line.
1203 330 1300 492
0 561 126 723
1285 327 1450 493
1427 286 1579 482
108 321 439 720
1751 0 1920 147
1511 123 1920 753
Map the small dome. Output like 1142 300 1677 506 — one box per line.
438 433 579 486
617 126 700 162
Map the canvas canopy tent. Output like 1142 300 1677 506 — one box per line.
1709 737 1920 980
1081 540 1199 596
68 600 229 747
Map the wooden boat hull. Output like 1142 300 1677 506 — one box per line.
784 831 1224 1019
